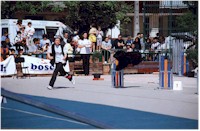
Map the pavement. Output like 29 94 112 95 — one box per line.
1 74 199 129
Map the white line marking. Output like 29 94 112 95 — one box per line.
1 107 88 126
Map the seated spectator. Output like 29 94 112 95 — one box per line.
151 37 160 61
133 37 141 51
101 37 112 63
5 38 13 49
126 44 133 52
40 34 51 48
126 35 133 46
113 34 125 50
157 36 169 51
107 35 114 48
1 41 9 60
145 38 152 51
14 31 24 54
1 31 8 42
151 37 160 51
28 38 42 54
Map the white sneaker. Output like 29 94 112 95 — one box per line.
47 85 53 90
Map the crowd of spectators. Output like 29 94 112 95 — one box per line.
1 19 170 63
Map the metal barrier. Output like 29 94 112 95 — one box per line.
172 39 189 76
159 54 173 89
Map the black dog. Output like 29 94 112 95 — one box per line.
113 51 142 71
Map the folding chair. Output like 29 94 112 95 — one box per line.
13 57 30 79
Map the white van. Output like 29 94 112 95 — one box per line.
1 19 74 44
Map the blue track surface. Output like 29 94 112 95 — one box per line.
1 94 198 129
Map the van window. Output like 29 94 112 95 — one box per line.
46 27 58 42
33 28 45 40
2 28 8 36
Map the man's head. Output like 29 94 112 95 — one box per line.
104 37 109 42
28 22 32 27
64 32 69 39
137 33 141 38
43 34 48 40
153 37 159 43
17 31 21 36
118 34 122 40
17 20 22 25
33 38 40 44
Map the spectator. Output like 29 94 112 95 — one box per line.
62 32 69 45
107 35 114 48
140 33 145 51
101 37 112 63
151 37 160 61
126 44 133 52
157 36 169 50
40 34 51 48
89 24 97 52
113 34 125 49
72 31 80 54
14 31 23 53
15 19 23 32
96 26 104 51
151 37 160 51
78 32 92 76
28 38 41 54
145 38 152 51
5 38 13 49
25 22 35 46
133 37 141 51
1 41 10 60
1 31 8 41
21 26 27 39
42 43 50 53
145 38 153 61
126 35 133 46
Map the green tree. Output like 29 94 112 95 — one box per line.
176 1 198 36
1 1 133 34
63 1 133 33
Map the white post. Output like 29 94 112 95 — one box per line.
134 0 140 37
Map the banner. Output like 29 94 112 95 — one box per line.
21 55 55 74
0 55 55 76
0 56 16 76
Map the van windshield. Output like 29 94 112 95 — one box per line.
33 28 45 40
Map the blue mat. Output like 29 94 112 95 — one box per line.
1 94 198 129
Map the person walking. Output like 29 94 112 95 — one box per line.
78 32 92 76
47 36 75 90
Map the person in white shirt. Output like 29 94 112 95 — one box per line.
62 32 69 46
96 26 104 51
14 31 23 53
40 34 51 48
25 22 35 46
78 32 92 75
151 37 160 51
47 37 75 90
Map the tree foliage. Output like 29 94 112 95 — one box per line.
63 1 133 33
1 1 133 34
176 1 198 36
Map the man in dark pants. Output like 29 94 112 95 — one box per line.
47 37 75 90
